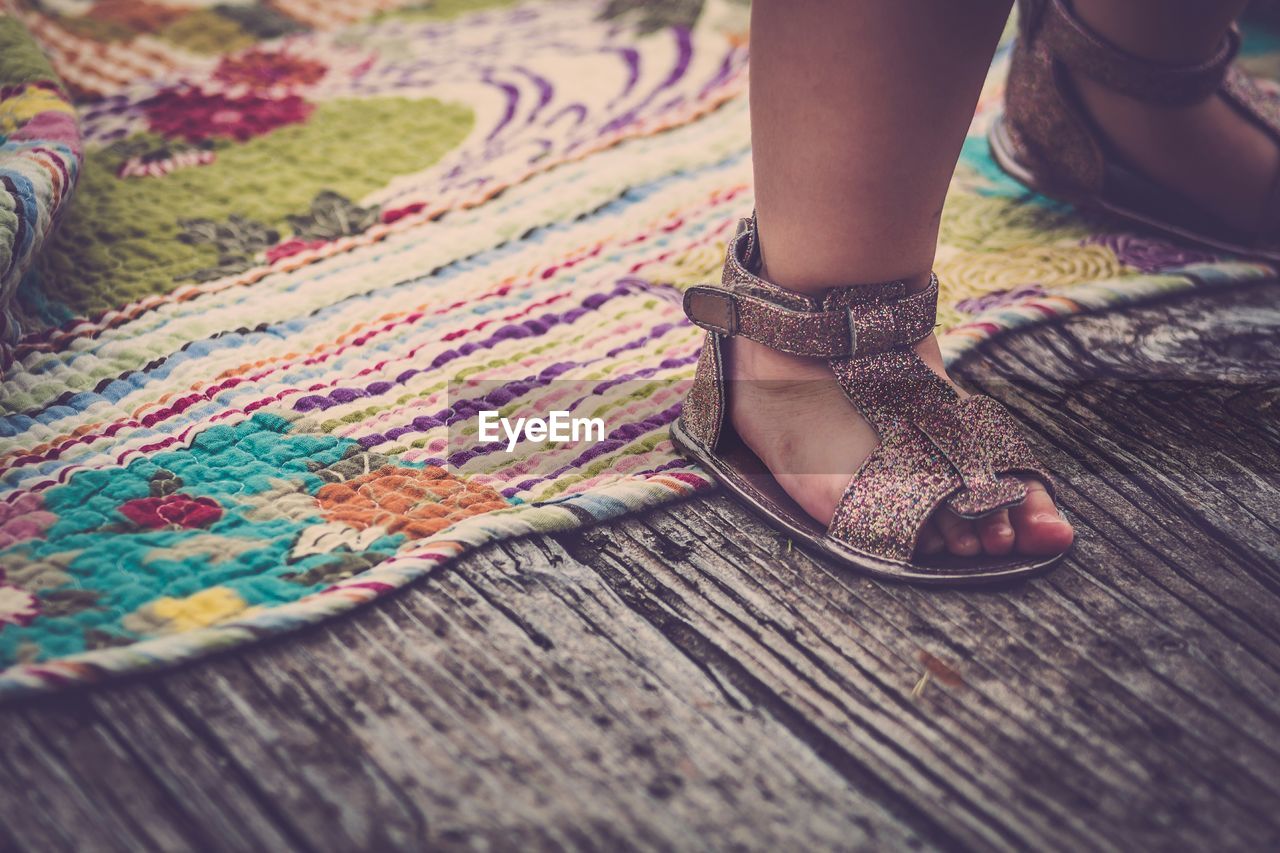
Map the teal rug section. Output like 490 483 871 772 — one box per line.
0 415 409 664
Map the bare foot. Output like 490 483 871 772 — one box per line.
1072 73 1280 236
726 333 1074 559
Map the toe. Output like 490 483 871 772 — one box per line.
977 509 1015 556
1011 479 1074 556
936 511 982 557
917 522 945 557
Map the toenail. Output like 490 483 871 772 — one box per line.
995 524 1013 537
958 534 978 549
1034 512 1065 524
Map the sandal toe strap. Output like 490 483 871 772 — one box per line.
830 375 1057 562
920 394 1034 519
828 436 962 563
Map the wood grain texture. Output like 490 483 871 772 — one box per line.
1 281 1278 852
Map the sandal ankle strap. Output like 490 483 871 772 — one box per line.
1029 0 1239 107
683 218 938 359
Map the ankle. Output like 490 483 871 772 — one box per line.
1070 72 1186 159
729 337 831 386
755 222 937 298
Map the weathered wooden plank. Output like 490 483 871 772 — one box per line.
562 522 1113 849
10 682 313 853
0 713 146 853
560 499 1273 851
1 543 931 850
0 282 1277 852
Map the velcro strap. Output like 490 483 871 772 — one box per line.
1041 0 1238 107
684 285 848 357
684 277 938 359
844 281 938 358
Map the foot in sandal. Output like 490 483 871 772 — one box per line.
727 324 1073 561
672 217 1074 584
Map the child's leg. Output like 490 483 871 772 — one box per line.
736 0 1073 558
751 0 1010 290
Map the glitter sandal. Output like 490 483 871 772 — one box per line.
670 214 1071 585
991 0 1280 262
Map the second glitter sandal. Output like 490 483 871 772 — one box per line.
991 0 1280 261
670 215 1071 585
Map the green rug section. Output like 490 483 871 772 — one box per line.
34 96 473 316
375 0 524 22
0 16 61 85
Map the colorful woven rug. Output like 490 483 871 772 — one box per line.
0 6 81 349
0 0 1275 699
